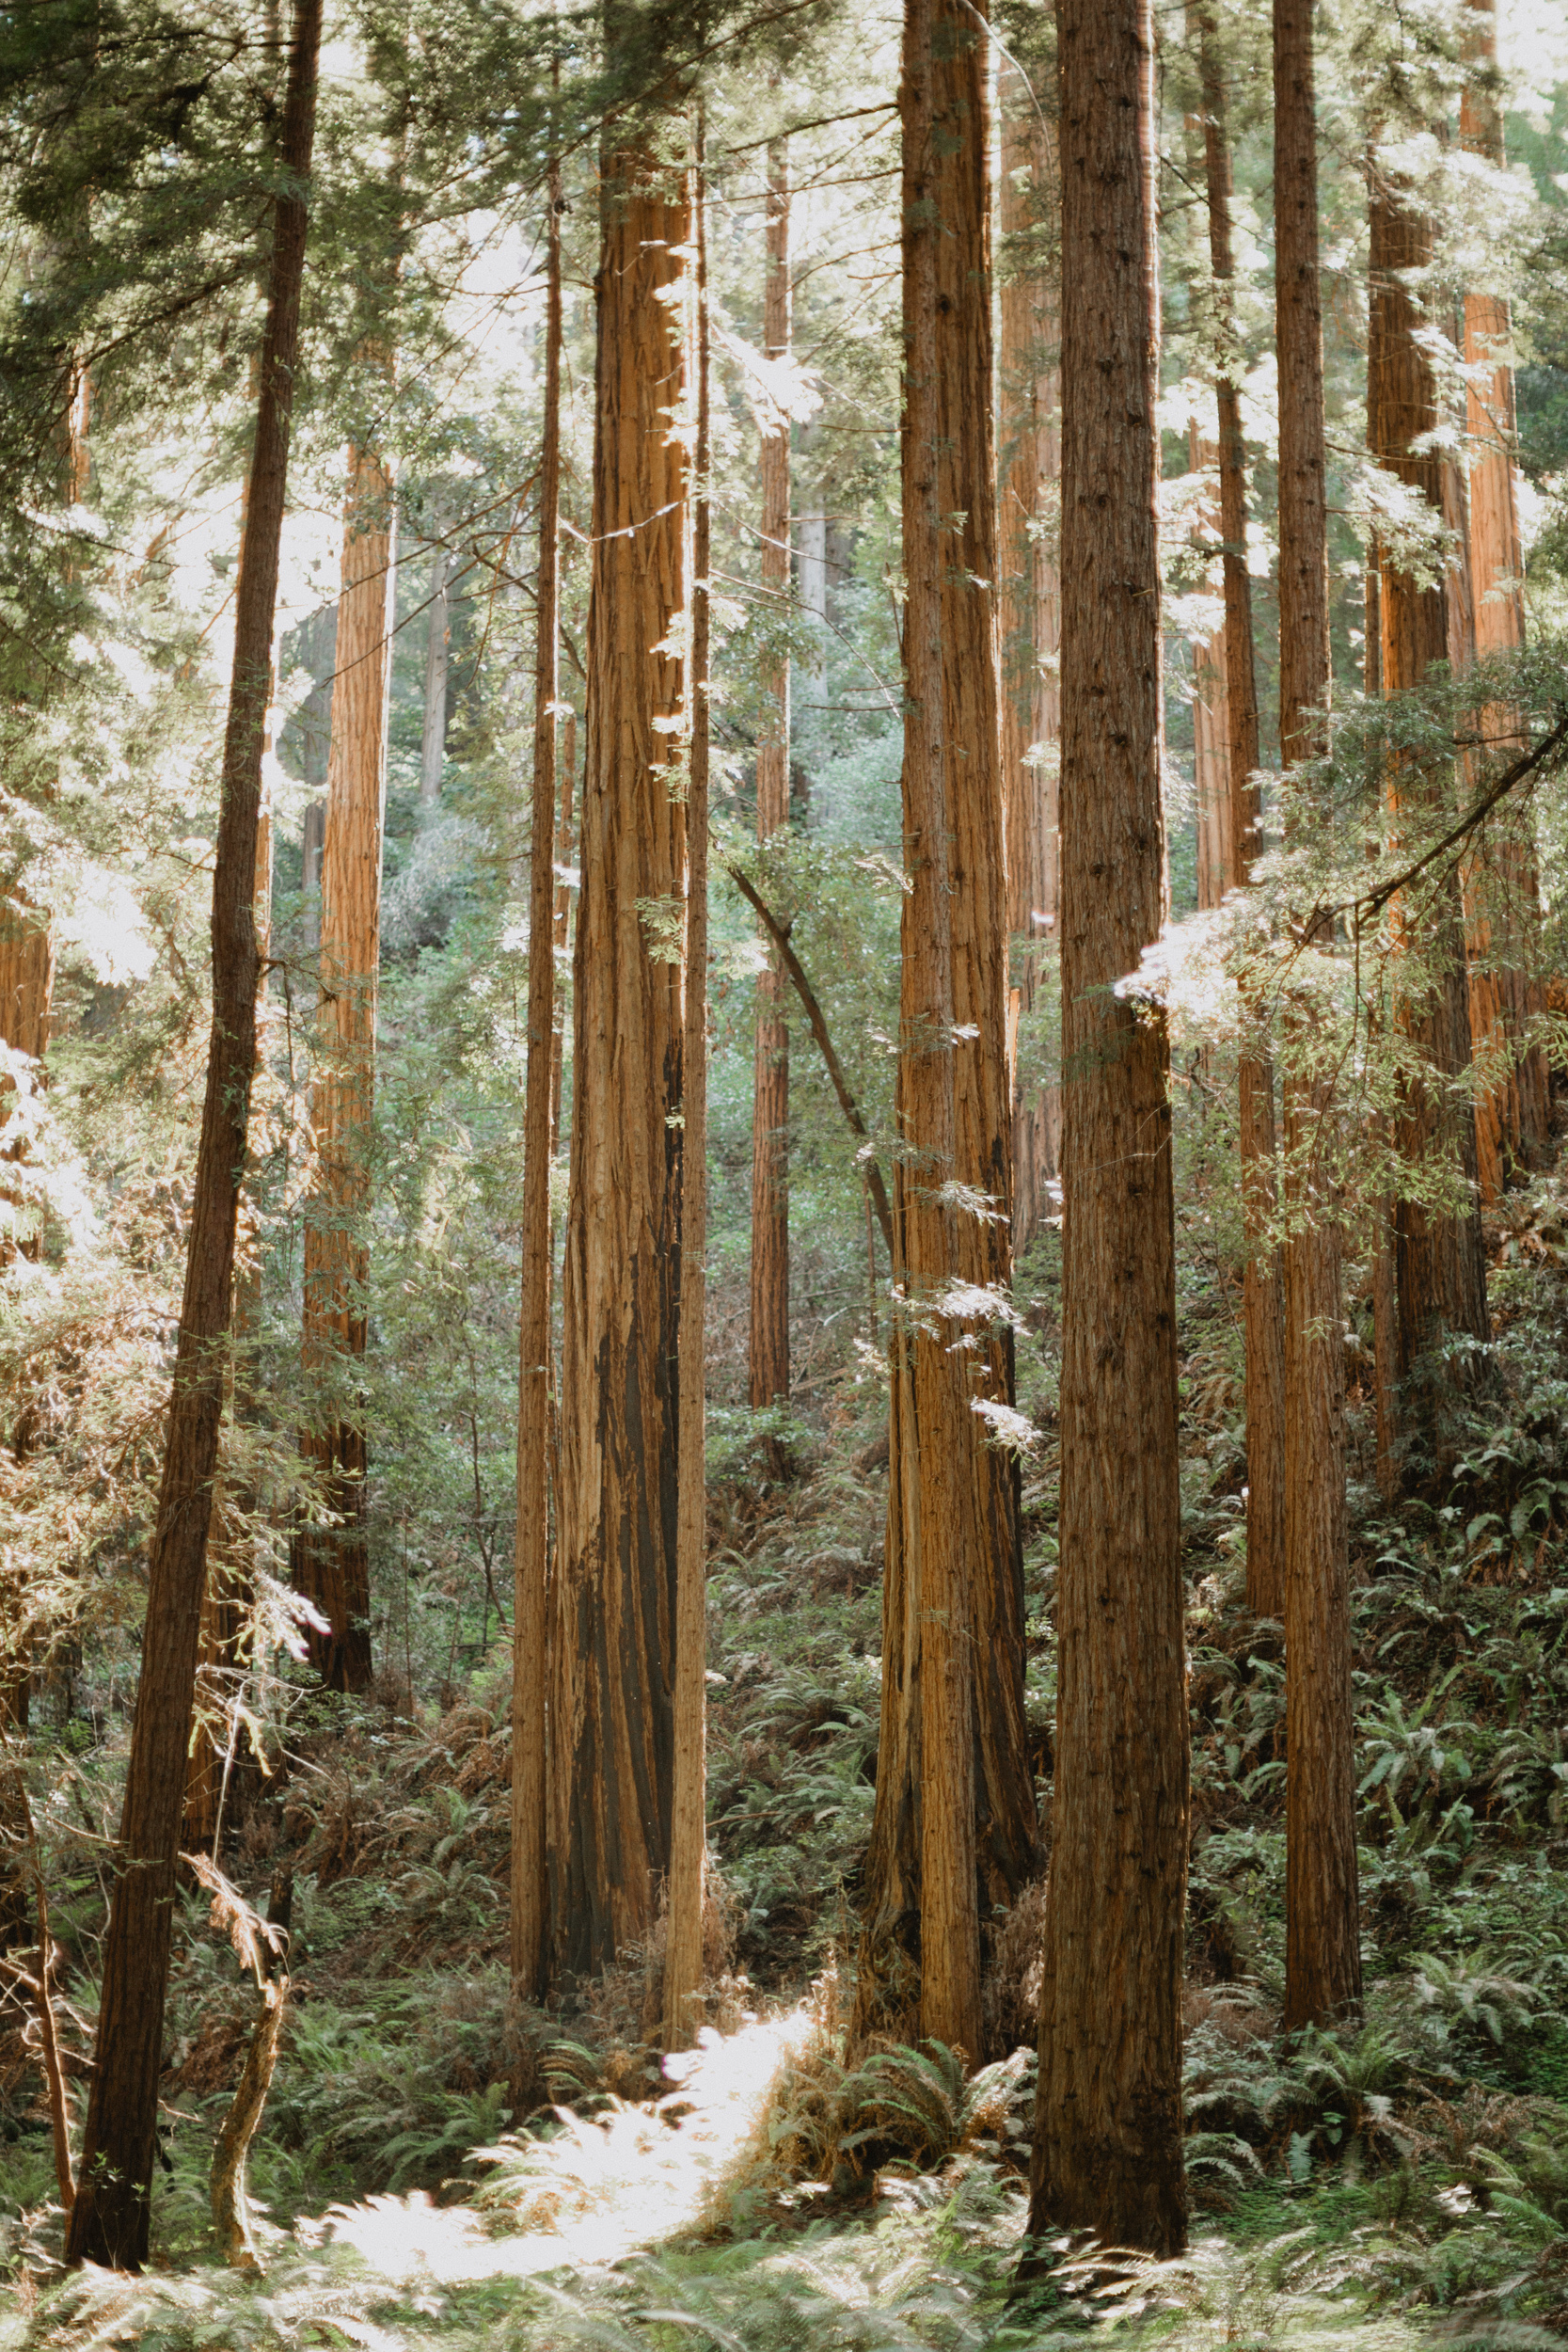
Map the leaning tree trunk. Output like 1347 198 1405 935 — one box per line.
663 154 711 2052
511 148 564 2002
1028 0 1188 2260
548 105 689 1987
1274 0 1360 2033
997 68 1060 1260
855 0 1032 2061
293 418 396 1693
185 762 275 1854
1196 16 1289 1625
748 136 790 1417
1461 0 1547 1164
64 0 322 2269
1368 158 1490 1389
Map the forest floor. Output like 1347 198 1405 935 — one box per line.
10 1152 1568 2346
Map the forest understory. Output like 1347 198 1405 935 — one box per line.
10 1136 1568 2350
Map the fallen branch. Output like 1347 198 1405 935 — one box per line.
724 861 895 1261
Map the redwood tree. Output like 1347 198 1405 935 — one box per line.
1197 10 1287 1625
293 407 396 1694
511 143 564 2001
855 0 1031 2058
1275 0 1360 2031
1460 0 1548 1172
548 84 689 1984
997 60 1060 1257
65 0 323 2265
1369 155 1490 1390
664 151 710 2050
1028 0 1188 2255
748 135 790 1416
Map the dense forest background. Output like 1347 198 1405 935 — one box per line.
6 0 1568 2338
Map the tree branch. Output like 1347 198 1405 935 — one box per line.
725 860 895 1262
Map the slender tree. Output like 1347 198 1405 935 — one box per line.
511 142 564 2002
292 401 396 1693
664 145 710 2050
997 59 1060 1257
548 53 689 1983
65 0 323 2265
748 135 790 1417
1188 431 1231 914
856 0 1032 2058
1368 153 1490 1388
1460 0 1548 1167
1196 9 1288 1623
1028 0 1188 2256
1275 0 1360 2031
420 525 450 804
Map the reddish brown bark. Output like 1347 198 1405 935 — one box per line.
511 148 564 2001
855 0 1031 2060
1460 0 1547 1170
548 119 689 1984
749 137 790 1415
1029 0 1187 2256
65 0 322 2266
1275 0 1359 2031
293 420 395 1694
664 159 711 2051
1195 16 1289 1624
1369 163 1490 1384
998 75 1060 1257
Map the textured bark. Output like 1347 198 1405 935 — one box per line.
664 165 710 2051
998 76 1060 1257
1368 166 1490 1382
1460 0 1548 1166
1187 423 1231 914
856 0 1031 2061
1192 25 1288 1623
548 120 689 1986
64 0 321 2267
511 151 563 2002
1028 0 1187 2258
749 138 790 1415
420 529 450 804
186 647 276 1853
293 423 395 1693
1274 0 1360 2029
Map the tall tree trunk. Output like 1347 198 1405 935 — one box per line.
185 755 275 1854
1368 159 1490 1387
855 0 1031 2060
64 0 322 2266
1187 424 1231 914
420 527 450 804
748 137 790 1416
1461 0 1548 1162
1274 0 1360 2032
511 149 563 2002
1028 0 1187 2258
548 102 689 1986
292 415 395 1694
664 150 710 2051
1196 18 1288 1626
997 72 1060 1260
